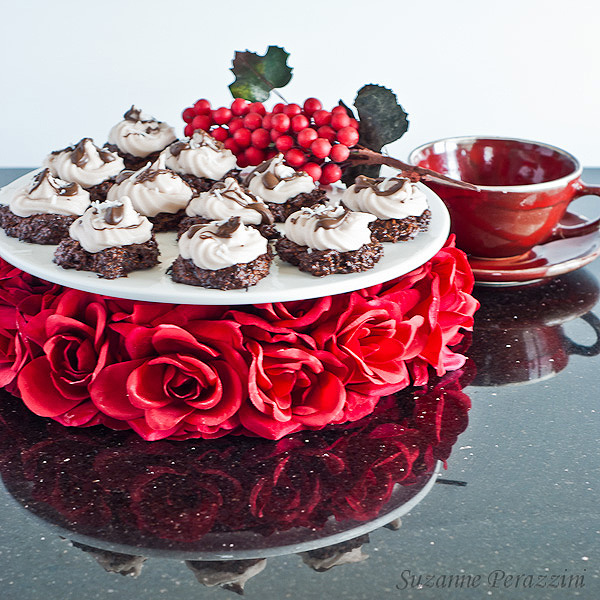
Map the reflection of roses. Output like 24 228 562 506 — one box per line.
0 367 471 543
90 321 248 441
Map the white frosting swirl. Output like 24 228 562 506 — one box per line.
107 154 193 217
246 153 315 204
164 131 237 180
44 138 125 188
9 169 90 217
178 219 268 270
69 197 153 253
342 176 429 219
107 106 177 157
284 203 376 252
185 177 272 225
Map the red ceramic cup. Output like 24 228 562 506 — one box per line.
408 136 600 258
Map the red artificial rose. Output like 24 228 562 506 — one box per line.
312 293 424 397
252 295 334 332
17 289 119 427
90 321 248 440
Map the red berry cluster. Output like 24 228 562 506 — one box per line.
181 98 359 185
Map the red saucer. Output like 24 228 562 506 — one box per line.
469 212 600 286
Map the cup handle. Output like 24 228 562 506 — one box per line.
548 182 600 241
564 312 600 357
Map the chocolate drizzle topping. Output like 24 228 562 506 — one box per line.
168 141 188 158
245 156 304 188
104 204 125 225
211 180 274 224
50 139 117 167
291 205 351 230
115 170 136 184
30 168 79 197
123 106 156 124
136 168 178 185
187 217 242 240
353 175 408 196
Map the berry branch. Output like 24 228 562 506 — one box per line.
347 147 479 190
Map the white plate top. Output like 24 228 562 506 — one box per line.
0 170 450 305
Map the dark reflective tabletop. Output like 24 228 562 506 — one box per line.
0 169 598 599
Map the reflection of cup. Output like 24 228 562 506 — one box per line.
467 270 600 385
408 136 600 258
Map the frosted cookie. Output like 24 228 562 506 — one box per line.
0 168 90 244
164 130 239 193
275 203 382 276
105 105 177 170
341 175 430 242
245 153 327 222
171 217 272 289
54 197 159 279
106 154 193 232
44 138 125 202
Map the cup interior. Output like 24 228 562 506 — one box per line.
410 137 578 187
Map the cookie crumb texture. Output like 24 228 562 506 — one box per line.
370 209 431 242
170 249 273 290
0 206 76 244
54 237 160 279
266 189 328 222
275 237 383 277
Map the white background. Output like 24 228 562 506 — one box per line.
1 0 599 168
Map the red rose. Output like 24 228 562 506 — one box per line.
312 293 424 397
17 289 119 427
90 321 248 441
252 295 333 331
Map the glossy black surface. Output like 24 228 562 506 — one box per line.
0 168 599 599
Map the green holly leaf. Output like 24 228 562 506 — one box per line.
354 84 409 151
341 84 409 186
229 46 293 102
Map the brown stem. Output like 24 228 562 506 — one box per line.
348 146 479 191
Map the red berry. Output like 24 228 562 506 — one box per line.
283 103 302 117
336 126 359 147
312 110 331 127
191 114 212 132
349 118 359 129
261 112 273 129
310 137 332 159
251 128 271 149
224 138 241 154
331 112 351 130
270 129 283 142
316 125 336 143
182 107 195 123
271 113 290 133
265 149 278 160
303 98 322 117
231 98 250 116
236 154 250 168
272 103 286 114
275 134 294 152
285 148 307 168
228 117 244 133
244 146 266 166
291 114 310 133
193 99 211 115
248 102 266 116
331 105 348 115
212 107 232 125
329 143 350 162
211 127 228 142
302 162 322 181
320 162 342 185
184 123 195 137
233 127 252 148
297 128 318 148
243 112 263 130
